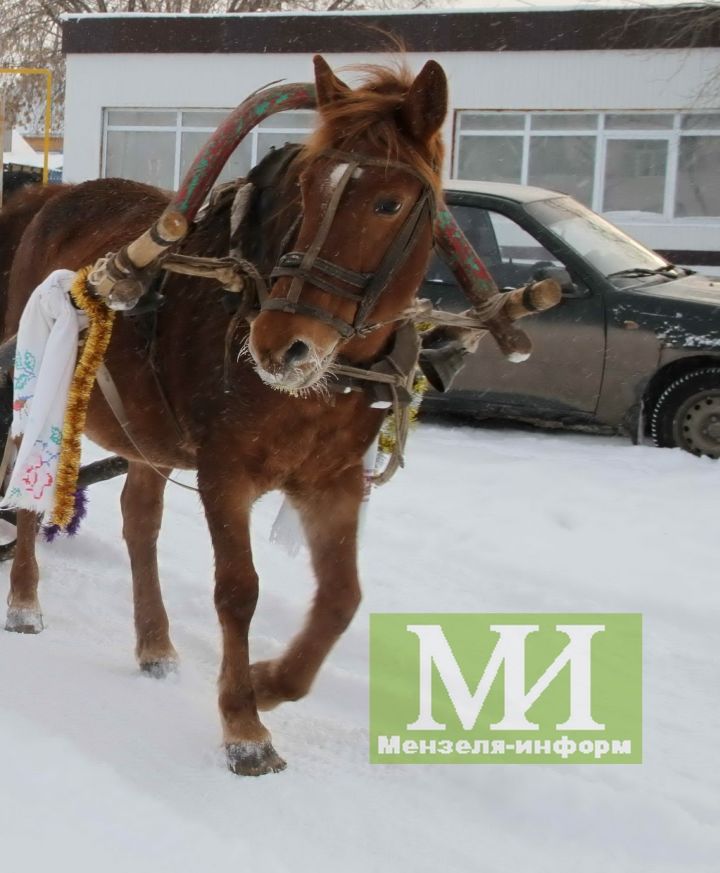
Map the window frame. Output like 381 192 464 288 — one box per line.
453 110 720 223
101 107 315 190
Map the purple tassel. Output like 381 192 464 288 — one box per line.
42 488 88 542
42 523 60 544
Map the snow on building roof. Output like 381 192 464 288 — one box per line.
59 1 696 18
3 130 63 172
62 5 718 56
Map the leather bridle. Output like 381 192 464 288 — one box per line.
263 148 436 340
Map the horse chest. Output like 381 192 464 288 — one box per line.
213 389 382 488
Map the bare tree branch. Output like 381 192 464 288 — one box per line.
618 2 720 104
0 0 428 132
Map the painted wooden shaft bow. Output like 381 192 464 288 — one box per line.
86 81 560 359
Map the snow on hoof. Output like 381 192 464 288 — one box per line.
5 606 44 634
226 740 287 777
139 658 179 679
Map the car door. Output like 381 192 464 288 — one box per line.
422 196 606 417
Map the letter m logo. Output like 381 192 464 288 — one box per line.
406 623 605 731
369 613 642 764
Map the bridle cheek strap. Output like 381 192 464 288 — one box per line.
355 190 433 329
285 157 358 305
263 151 436 340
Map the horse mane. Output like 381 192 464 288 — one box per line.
302 63 445 193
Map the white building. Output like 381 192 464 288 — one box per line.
62 7 720 270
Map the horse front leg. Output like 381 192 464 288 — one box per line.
121 461 178 676
5 509 43 633
251 467 363 710
199 466 286 777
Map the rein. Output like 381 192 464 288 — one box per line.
74 79 560 492
94 363 201 494
133 169 546 485
135 145 443 484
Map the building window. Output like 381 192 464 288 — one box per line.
455 111 720 220
676 134 720 218
102 108 315 190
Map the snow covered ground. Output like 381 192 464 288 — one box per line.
0 422 717 873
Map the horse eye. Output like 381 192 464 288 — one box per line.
374 197 403 216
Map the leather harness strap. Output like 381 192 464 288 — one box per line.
95 363 199 493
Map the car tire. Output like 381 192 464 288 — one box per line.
650 367 720 458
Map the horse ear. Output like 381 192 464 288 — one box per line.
399 60 448 142
313 55 350 106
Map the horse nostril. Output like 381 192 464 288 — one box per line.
283 340 311 368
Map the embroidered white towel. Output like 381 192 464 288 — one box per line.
0 270 83 516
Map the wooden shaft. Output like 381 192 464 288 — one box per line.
89 210 188 300
483 280 562 362
126 211 187 268
88 82 317 305
502 279 563 322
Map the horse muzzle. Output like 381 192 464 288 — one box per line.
248 329 336 393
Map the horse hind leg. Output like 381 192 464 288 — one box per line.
251 470 363 711
121 461 178 677
6 509 43 633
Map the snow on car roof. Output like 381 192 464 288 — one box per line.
443 179 562 203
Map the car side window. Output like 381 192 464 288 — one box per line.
423 204 501 311
486 211 563 288
424 203 504 311
423 254 469 312
423 202 564 306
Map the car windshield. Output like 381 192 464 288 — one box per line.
525 196 671 282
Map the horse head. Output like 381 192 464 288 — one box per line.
248 55 447 393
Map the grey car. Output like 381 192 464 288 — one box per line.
422 181 720 457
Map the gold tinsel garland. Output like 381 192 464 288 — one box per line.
377 371 430 457
50 267 115 528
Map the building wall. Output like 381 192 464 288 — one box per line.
64 46 720 261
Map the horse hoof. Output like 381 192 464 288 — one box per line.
5 606 44 634
226 740 287 777
140 658 179 679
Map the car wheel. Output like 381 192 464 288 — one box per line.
650 367 720 458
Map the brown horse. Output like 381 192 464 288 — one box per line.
2 56 448 776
